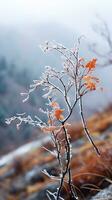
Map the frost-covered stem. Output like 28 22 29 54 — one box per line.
54 48 76 70
47 78 63 95
59 76 79 123
63 98 79 123
56 124 70 199
79 96 100 156
59 78 71 112
68 167 78 199
52 131 63 171
56 123 78 200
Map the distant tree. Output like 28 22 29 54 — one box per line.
8 63 16 77
89 17 112 67
0 57 8 93
0 105 7 127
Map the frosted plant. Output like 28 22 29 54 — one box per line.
6 40 101 200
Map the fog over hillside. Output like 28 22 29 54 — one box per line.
0 22 112 111
0 23 77 71
0 22 112 112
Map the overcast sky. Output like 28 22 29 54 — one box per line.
0 0 112 34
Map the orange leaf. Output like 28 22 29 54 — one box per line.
85 82 96 91
85 58 97 71
54 109 64 120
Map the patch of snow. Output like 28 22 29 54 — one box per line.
0 136 50 167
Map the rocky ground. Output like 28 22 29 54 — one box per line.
0 106 112 200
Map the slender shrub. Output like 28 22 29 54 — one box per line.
6 40 101 200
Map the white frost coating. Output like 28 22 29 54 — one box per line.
0 135 50 167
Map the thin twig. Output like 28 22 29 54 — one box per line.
79 96 100 156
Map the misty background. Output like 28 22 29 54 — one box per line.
0 0 112 155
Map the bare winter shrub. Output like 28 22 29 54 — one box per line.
6 40 101 200
90 16 112 67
